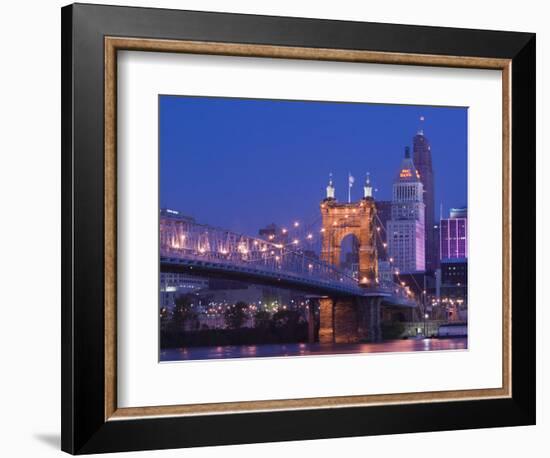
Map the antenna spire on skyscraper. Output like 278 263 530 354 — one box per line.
418 115 425 135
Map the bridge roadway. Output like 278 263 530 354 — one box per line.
161 254 416 307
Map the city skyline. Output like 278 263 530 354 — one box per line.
159 95 469 359
160 95 467 237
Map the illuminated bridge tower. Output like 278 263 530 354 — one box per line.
318 174 381 344
320 174 378 284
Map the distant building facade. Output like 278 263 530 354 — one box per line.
438 207 468 321
159 208 207 310
440 259 468 321
375 200 392 261
440 207 468 260
160 272 209 310
450 207 467 219
387 147 426 273
258 223 289 245
441 259 467 285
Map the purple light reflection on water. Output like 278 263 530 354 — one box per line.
160 338 467 362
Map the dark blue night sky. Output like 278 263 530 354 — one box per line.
160 95 467 236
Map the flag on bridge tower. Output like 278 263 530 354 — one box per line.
348 172 355 203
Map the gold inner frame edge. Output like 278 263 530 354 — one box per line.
104 37 512 421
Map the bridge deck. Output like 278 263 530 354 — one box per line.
161 255 416 307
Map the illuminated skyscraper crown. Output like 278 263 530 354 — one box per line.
392 146 424 212
396 146 421 183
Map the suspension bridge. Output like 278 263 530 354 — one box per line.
160 212 416 307
161 171 426 342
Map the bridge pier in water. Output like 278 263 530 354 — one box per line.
319 296 382 344
364 297 382 343
307 299 318 344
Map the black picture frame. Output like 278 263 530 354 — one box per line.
61 3 535 454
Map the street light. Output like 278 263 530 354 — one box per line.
424 313 429 337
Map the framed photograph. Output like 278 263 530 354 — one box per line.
61 3 536 454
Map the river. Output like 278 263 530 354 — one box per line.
160 337 467 361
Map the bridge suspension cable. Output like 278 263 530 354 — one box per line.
160 210 415 304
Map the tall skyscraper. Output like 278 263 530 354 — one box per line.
412 121 437 271
387 147 426 273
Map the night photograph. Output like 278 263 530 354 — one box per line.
158 95 468 361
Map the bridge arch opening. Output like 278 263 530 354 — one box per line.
339 233 360 279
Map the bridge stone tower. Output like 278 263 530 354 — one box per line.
320 174 378 284
318 174 381 344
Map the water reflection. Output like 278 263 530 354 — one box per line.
161 337 468 362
